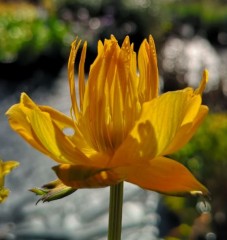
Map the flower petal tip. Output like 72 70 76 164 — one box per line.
196 70 209 94
190 188 211 199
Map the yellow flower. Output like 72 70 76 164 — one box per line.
0 159 19 203
6 35 209 198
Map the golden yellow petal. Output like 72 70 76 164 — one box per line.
40 104 97 162
78 41 87 111
29 108 89 164
6 96 50 155
79 36 141 152
39 105 74 130
53 164 122 188
138 35 159 102
30 109 65 157
21 94 74 162
0 160 19 176
68 38 82 120
111 120 156 168
78 37 120 151
124 156 209 196
6 93 91 165
195 69 208 95
0 160 19 203
0 187 9 203
163 105 209 155
140 89 203 155
112 89 202 167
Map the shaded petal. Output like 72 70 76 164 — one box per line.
111 119 156 167
163 105 208 155
111 89 202 167
163 71 208 155
53 164 123 188
123 156 209 196
138 89 202 157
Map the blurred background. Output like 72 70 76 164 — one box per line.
0 0 227 239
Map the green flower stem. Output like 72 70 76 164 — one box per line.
108 182 124 240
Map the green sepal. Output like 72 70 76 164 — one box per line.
29 179 76 204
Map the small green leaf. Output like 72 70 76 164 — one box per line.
29 179 76 204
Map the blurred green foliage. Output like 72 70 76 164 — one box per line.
0 2 71 63
165 0 227 24
162 0 227 47
55 0 170 48
163 113 227 239
1 0 227 64
173 113 227 179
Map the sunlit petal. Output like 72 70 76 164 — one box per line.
7 93 89 164
138 35 159 101
68 38 82 120
195 70 208 95
6 98 49 156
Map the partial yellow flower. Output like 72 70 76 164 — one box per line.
0 159 19 203
6 35 209 198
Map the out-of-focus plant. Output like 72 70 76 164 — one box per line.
166 1 227 24
0 0 170 75
162 113 227 240
162 0 227 46
1 0 227 64
56 0 170 46
0 159 19 203
173 113 227 178
0 2 71 63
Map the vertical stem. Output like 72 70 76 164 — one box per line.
108 182 124 240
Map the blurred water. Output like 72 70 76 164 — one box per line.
161 35 221 92
0 67 160 240
160 34 227 111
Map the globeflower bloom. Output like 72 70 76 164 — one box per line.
0 159 19 203
6 35 209 200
